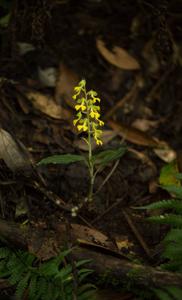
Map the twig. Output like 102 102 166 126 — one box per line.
32 181 71 212
94 159 120 196
122 209 152 259
0 218 182 288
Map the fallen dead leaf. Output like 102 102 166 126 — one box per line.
132 118 159 132
154 147 176 163
55 63 79 107
38 66 57 87
115 236 134 251
96 39 140 70
25 90 72 120
0 128 32 172
108 120 159 147
29 222 116 260
66 223 114 249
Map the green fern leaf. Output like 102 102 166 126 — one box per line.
28 274 38 300
77 284 96 300
161 261 182 272
78 268 93 283
43 282 54 300
76 259 92 268
148 214 182 227
9 264 26 285
139 200 182 213
163 244 182 261
175 173 182 180
15 271 31 300
0 247 11 259
153 288 173 300
39 259 59 276
36 277 48 300
56 265 73 282
164 229 182 243
56 249 72 263
165 286 182 300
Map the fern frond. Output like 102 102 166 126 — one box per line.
15 271 31 300
0 247 11 259
139 200 182 213
8 263 26 285
153 287 182 300
56 264 73 283
0 245 96 300
28 274 38 300
39 259 59 277
78 268 94 283
77 284 96 300
43 282 54 300
154 289 171 300
36 277 48 300
164 229 182 243
161 261 182 272
165 286 182 300
163 244 182 261
148 214 182 227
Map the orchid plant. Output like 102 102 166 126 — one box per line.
39 80 126 216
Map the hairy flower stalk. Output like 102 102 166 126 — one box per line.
73 79 104 202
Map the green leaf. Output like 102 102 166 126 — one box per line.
0 13 10 27
148 214 182 227
164 229 182 243
38 154 85 165
163 244 182 260
92 147 126 166
159 162 179 186
165 286 182 300
176 173 182 180
15 271 31 300
162 185 182 199
135 200 182 213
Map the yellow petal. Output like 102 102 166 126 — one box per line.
90 111 95 118
75 105 81 110
81 105 86 111
99 120 104 126
96 139 103 145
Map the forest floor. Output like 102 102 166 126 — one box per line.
0 0 182 299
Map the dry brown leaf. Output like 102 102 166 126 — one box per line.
0 128 32 172
55 63 79 107
74 130 117 151
26 91 72 120
30 222 116 260
154 147 176 163
115 235 134 251
108 120 159 147
96 39 140 70
132 119 158 132
68 223 114 249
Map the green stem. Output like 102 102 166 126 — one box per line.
84 85 94 202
